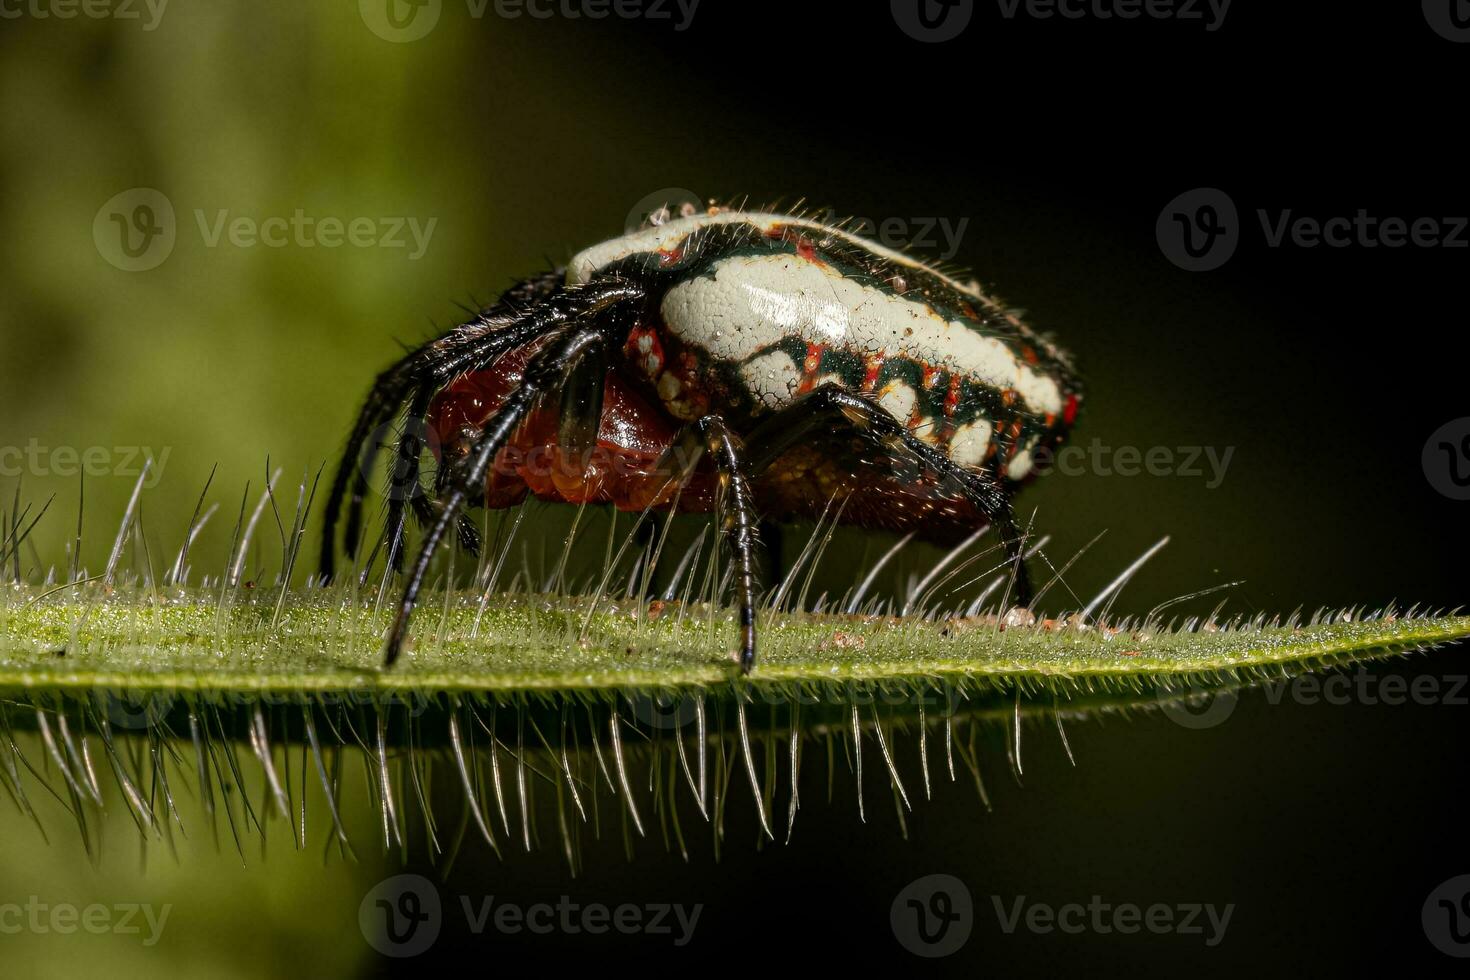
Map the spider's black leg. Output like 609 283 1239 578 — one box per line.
323 324 523 580
385 281 641 666
320 271 566 583
321 357 425 580
653 417 762 672
711 423 763 673
555 331 608 465
743 385 1034 608
380 386 435 574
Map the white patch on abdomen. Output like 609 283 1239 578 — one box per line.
660 254 1062 415
1006 437 1040 480
877 379 918 423
738 349 802 409
949 419 992 467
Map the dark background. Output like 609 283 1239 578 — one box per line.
0 1 1466 976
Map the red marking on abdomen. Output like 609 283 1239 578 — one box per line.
1003 418 1024 461
1063 393 1080 426
943 374 961 419
624 326 665 380
797 342 826 394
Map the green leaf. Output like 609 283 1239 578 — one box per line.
3 584 1463 707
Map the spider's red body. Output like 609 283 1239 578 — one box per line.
428 343 717 515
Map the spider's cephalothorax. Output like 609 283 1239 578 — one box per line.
321 207 1082 673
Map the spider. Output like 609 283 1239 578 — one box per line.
320 204 1081 673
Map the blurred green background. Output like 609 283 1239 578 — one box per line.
2 2 1467 976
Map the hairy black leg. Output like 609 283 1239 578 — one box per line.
408 497 481 555
335 316 553 577
743 384 1034 607
654 416 762 673
320 271 565 582
384 281 641 666
378 386 435 574
555 334 607 461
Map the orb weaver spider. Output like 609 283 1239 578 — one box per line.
321 205 1081 672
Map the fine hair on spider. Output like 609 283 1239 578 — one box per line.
321 206 1083 672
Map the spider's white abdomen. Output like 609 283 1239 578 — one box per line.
565 207 1078 483
659 252 1063 416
